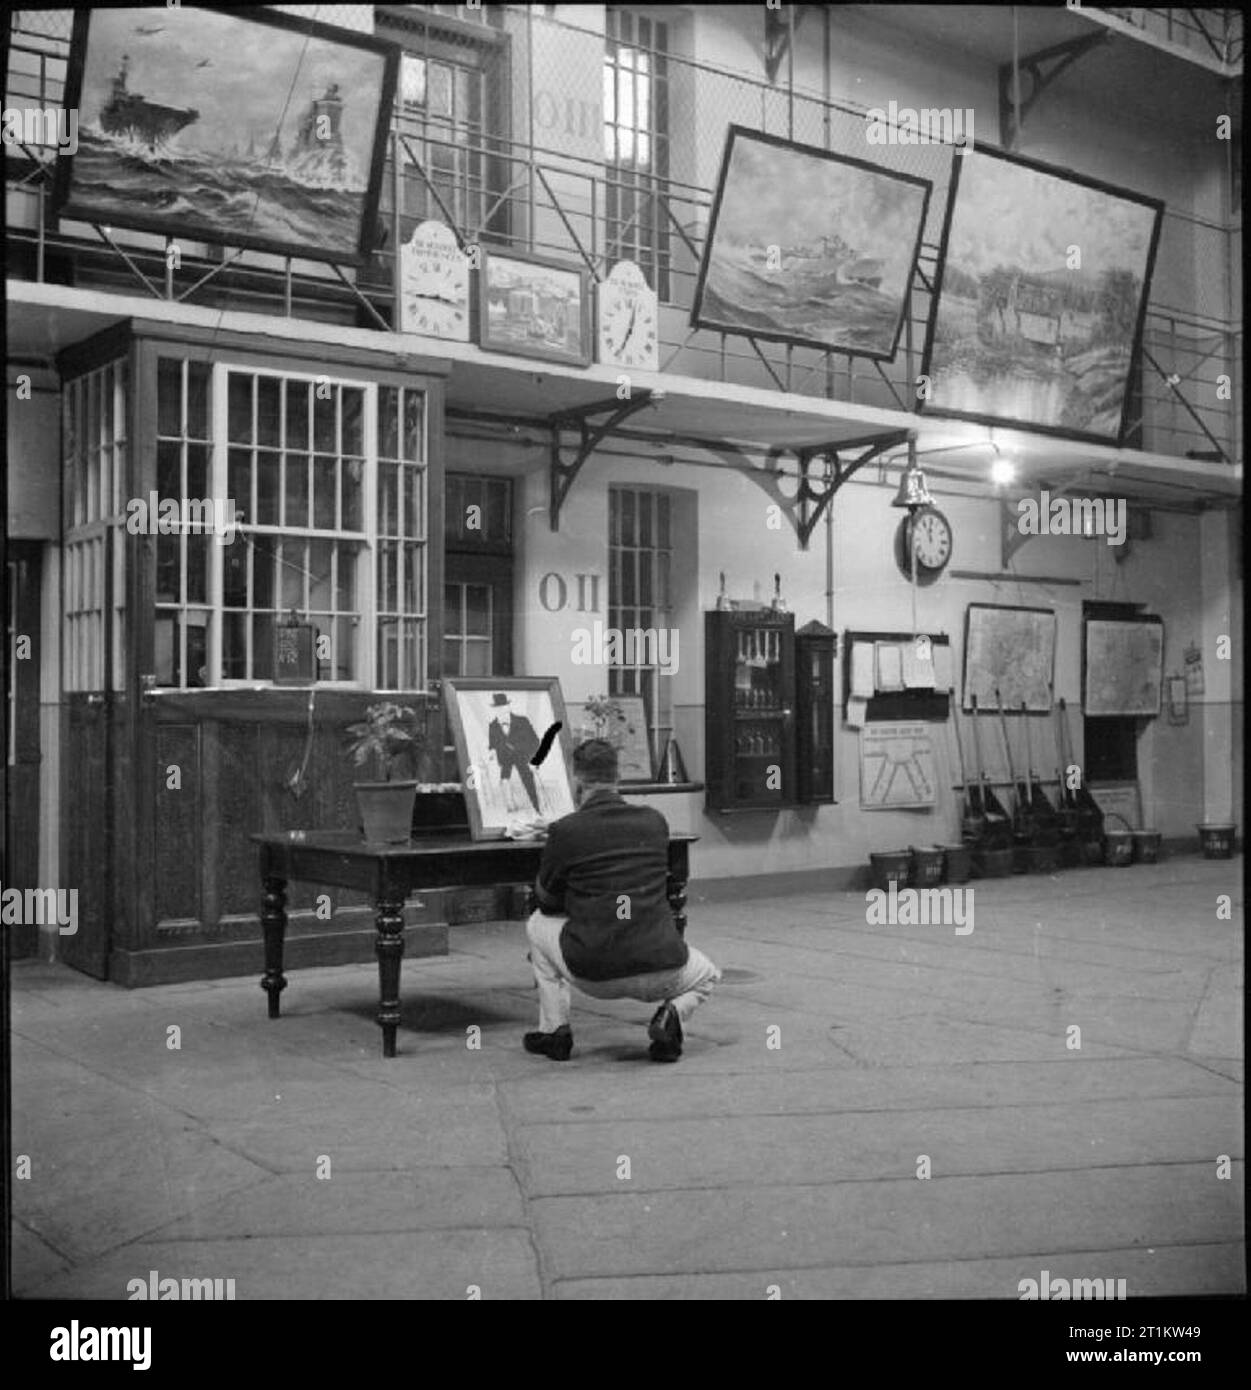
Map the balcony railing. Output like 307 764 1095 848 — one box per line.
1092 7 1244 68
4 4 1241 466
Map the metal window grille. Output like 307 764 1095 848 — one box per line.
604 7 671 300
607 485 673 771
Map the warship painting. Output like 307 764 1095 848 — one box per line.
56 7 396 263
98 55 199 147
693 127 931 359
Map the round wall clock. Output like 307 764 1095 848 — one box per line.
895 504 953 585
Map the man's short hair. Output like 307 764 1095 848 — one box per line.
573 739 619 784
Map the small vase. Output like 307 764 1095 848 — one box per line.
355 780 419 844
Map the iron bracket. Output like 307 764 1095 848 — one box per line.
549 391 658 530
999 31 1110 149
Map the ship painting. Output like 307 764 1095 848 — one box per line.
55 6 397 264
98 54 199 148
693 128 931 359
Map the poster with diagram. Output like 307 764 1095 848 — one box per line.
859 722 937 809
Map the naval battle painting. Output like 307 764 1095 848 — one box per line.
691 127 932 360
54 6 398 264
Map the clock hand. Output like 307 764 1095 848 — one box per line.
616 301 639 355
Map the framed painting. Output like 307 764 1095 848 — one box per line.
443 678 576 840
962 603 1057 713
920 144 1164 444
691 125 932 360
476 249 592 366
53 6 398 265
567 695 654 783
1083 616 1164 717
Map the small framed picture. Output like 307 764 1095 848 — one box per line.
476 249 592 366
443 678 576 840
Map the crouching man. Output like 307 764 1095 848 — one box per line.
525 739 720 1062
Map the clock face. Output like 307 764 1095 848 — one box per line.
896 506 952 583
598 283 659 370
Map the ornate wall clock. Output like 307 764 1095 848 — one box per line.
597 259 659 371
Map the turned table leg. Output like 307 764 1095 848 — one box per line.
261 875 288 1018
667 869 689 938
375 897 406 1058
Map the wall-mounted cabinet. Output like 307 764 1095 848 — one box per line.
705 609 796 811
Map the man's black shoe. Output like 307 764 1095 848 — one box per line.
523 1025 573 1060
647 1002 682 1062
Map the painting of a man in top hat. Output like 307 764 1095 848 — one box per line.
487 691 541 814
443 678 576 840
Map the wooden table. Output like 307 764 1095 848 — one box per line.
253 830 697 1057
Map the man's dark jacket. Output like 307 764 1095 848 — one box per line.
535 788 688 981
488 713 540 777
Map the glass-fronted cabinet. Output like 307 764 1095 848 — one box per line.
705 609 795 810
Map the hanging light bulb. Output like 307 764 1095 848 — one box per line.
990 442 1016 487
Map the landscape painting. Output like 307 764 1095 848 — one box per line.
691 126 932 360
921 146 1164 443
55 7 398 264
477 250 591 366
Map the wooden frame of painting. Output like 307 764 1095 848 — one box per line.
1083 616 1164 717
919 142 1164 444
442 677 576 840
53 5 399 266
962 603 1057 713
475 248 593 366
690 125 932 361
566 695 654 783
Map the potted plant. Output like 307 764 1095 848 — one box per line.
345 702 425 844
581 692 631 747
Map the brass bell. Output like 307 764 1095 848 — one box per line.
891 461 933 509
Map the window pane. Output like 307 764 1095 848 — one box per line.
335 544 355 612
255 450 279 525
257 375 281 448
313 456 336 529
464 639 490 676
223 611 247 678
224 541 249 608
157 440 181 498
308 537 333 611
187 533 208 604
342 458 363 531
378 386 399 458
253 614 274 679
443 637 461 676
444 583 461 632
402 543 423 613
281 540 305 610
187 362 210 439
284 455 309 528
342 387 364 457
380 541 397 610
465 584 490 636
228 374 253 443
156 533 179 603
228 449 252 521
378 462 398 535
285 380 309 450
187 443 208 501
252 541 274 610
403 390 423 462
157 359 183 437
313 385 336 452
405 466 425 538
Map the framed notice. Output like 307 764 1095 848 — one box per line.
962 604 1057 712
1084 616 1164 717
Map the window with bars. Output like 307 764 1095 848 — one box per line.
62 359 128 693
604 8 671 301
608 485 673 768
150 360 428 689
368 6 510 297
